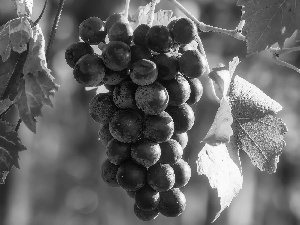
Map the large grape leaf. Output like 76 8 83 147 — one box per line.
0 17 32 61
0 99 13 115
15 25 58 133
237 0 300 54
0 120 26 184
229 75 287 173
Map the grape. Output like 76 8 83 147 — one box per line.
89 92 118 124
134 204 159 221
167 19 177 33
135 184 160 211
109 109 143 143
166 103 195 133
172 159 191 188
79 17 106 45
147 163 175 192
130 45 152 64
108 21 133 45
104 13 128 32
146 25 173 53
159 139 183 164
186 78 203 105
171 132 188 149
130 59 158 86
102 68 129 85
131 139 161 168
102 41 131 71
113 80 138 109
158 188 186 217
135 82 169 115
143 111 174 143
155 53 179 80
101 159 119 187
65 42 94 68
73 53 105 86
171 17 197 44
116 160 147 191
160 74 191 106
179 49 206 78
133 24 150 47
98 122 113 146
104 84 116 92
106 138 131 165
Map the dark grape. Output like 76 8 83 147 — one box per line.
65 42 94 68
143 111 174 143
171 17 197 44
147 163 175 192
101 159 119 187
89 92 118 124
102 68 129 85
105 13 128 32
155 52 179 80
171 132 188 149
131 139 161 168
159 139 183 164
117 160 147 191
127 190 136 198
134 204 159 221
135 184 160 211
166 103 195 133
108 21 133 45
186 78 203 105
146 25 173 53
113 80 138 109
179 49 206 78
167 19 177 33
160 74 191 106
130 59 158 86
133 24 150 47
73 54 105 86
79 17 106 45
158 188 186 217
130 45 152 64
102 41 131 71
98 122 113 146
109 109 143 143
106 139 131 165
172 159 191 188
104 84 116 92
135 82 169 115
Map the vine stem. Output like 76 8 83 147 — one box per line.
147 0 160 26
46 0 66 63
124 0 130 20
15 119 22 132
32 0 48 27
165 0 245 41
0 104 14 118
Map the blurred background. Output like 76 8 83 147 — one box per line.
1 0 300 224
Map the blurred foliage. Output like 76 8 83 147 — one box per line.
0 0 300 225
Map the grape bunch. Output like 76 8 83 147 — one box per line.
65 13 206 221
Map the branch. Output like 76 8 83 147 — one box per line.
269 46 300 57
124 0 130 20
147 0 160 26
32 0 48 27
46 0 66 63
15 119 22 132
166 0 245 41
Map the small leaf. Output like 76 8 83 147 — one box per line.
196 143 243 222
152 10 174 26
203 97 233 145
11 0 33 17
237 0 300 54
0 120 26 184
229 75 288 173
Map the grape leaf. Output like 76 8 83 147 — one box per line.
0 17 32 61
0 120 26 184
237 0 300 54
11 0 33 17
196 143 243 222
15 25 58 133
202 97 233 145
0 99 13 115
229 75 288 173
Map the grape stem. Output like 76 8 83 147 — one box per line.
124 0 130 20
147 0 160 26
46 0 66 63
32 0 48 27
15 119 22 132
166 0 246 41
